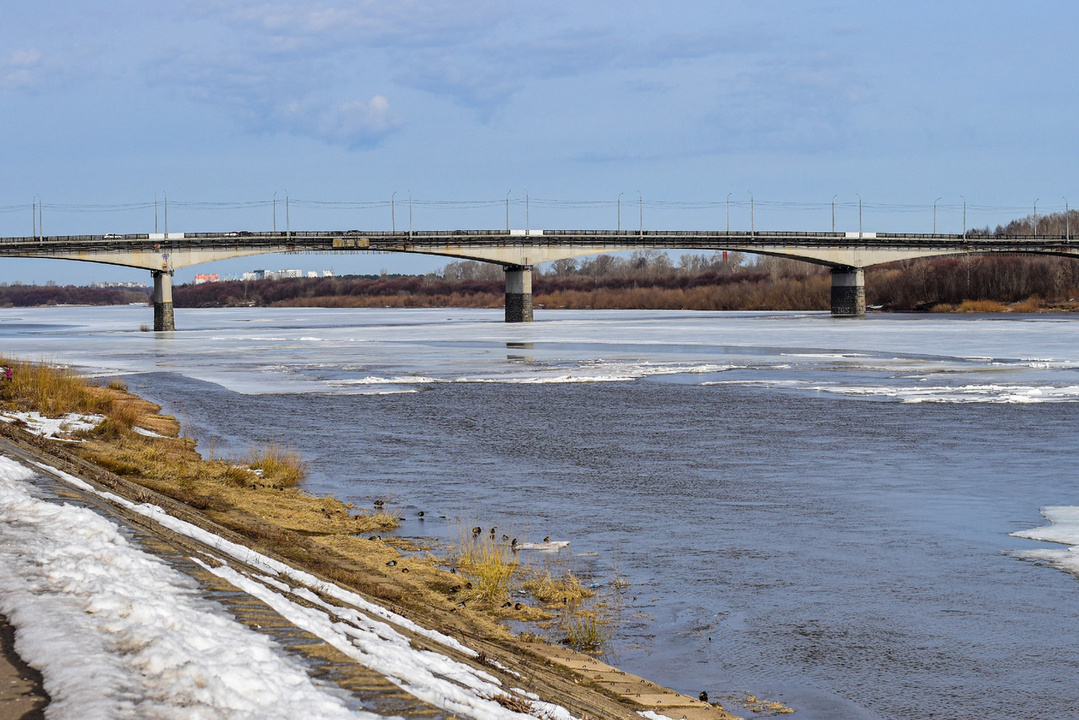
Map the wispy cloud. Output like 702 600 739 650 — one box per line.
1 48 43 89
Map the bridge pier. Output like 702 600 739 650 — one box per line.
830 267 865 317
504 265 534 322
152 270 175 331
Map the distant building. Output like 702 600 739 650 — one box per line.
193 273 221 285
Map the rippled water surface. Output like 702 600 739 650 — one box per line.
4 306 1079 719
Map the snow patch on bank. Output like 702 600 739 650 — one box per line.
0 455 376 720
0 411 103 440
21 458 580 719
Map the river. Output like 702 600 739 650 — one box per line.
2 305 1078 719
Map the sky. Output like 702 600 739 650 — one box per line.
1 0 1077 285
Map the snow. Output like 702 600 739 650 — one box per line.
0 411 103 440
1011 506 1079 576
0 455 376 720
6 456 580 720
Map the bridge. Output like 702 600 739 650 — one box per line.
1 229 1076 330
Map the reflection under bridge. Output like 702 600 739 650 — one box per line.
2 228 1077 330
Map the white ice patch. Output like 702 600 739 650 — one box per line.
0 411 103 440
132 426 165 438
700 380 1079 404
0 455 377 720
1011 507 1079 576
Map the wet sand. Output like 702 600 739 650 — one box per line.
0 613 47 720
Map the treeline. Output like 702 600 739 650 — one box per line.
0 283 150 307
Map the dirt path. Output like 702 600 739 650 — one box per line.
0 614 47 720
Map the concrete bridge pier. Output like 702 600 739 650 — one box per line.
504 265 534 322
830 267 866 317
152 270 175 331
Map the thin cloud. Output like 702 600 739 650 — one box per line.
1 48 43 89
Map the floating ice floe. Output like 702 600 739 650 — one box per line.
1011 506 1079 577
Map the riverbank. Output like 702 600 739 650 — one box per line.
0 363 737 719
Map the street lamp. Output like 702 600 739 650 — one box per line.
408 190 413 238
32 195 37 238
273 191 277 234
164 192 169 238
961 195 966 236
832 194 838 233
525 190 530 234
505 190 511 233
391 191 397 234
637 190 643 237
933 197 942 235
855 193 862 237
748 191 754 235
1034 199 1039 237
284 190 289 239
1065 197 1070 241
726 192 732 235
618 192 623 232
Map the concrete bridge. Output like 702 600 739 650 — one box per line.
1 229 1077 330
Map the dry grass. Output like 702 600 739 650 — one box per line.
931 299 1008 313
523 566 593 606
560 608 612 653
1010 295 1044 313
0 357 113 416
450 530 519 604
245 443 307 488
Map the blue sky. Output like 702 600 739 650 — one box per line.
1 0 1077 285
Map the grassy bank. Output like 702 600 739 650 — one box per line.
0 358 618 651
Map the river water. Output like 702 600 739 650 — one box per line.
2 305 1078 719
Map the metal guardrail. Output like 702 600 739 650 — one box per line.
0 230 1074 254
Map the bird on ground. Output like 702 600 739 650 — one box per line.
543 536 551 543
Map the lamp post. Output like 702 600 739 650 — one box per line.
637 190 642 237
391 191 396 234
164 192 169 239
618 192 623 232
933 197 942 235
32 195 36 238
832 194 838 233
505 190 511 233
408 190 413 238
273 191 277 234
1065 197 1070 241
855 193 862 238
525 190 530 234
961 195 966 236
726 192 732 235
154 193 158 234
748 191 754 235
1034 199 1039 237
284 191 289 239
